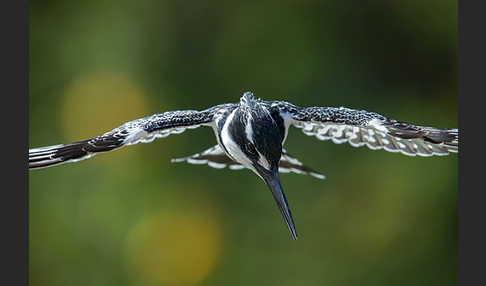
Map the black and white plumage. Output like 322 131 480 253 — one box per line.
29 92 458 240
171 146 326 179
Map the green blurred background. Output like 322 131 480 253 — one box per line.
29 1 458 285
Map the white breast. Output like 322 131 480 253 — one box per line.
219 109 257 174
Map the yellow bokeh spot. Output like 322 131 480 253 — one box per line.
61 71 151 165
126 209 223 286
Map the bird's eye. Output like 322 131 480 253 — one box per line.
245 143 257 156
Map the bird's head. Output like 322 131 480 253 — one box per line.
239 91 257 107
234 92 284 174
227 92 297 239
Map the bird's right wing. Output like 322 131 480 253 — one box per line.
270 101 458 157
29 104 236 169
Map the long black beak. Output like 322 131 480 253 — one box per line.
260 168 298 240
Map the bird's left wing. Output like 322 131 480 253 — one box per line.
270 101 458 157
29 104 235 169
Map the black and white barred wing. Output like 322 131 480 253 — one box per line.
172 145 325 179
275 103 458 156
29 106 230 169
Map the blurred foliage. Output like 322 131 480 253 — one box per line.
29 0 457 285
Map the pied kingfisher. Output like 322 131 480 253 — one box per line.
29 92 459 240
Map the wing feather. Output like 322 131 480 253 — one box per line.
29 105 233 170
269 101 458 157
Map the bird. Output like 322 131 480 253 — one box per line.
29 92 459 240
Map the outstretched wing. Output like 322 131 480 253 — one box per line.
172 145 325 179
29 104 235 169
270 101 458 157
